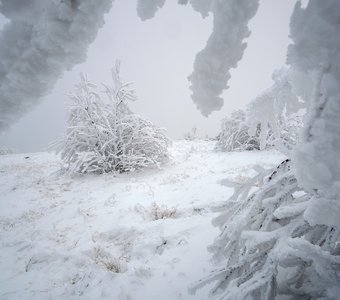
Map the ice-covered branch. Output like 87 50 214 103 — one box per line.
0 0 112 130
137 0 259 116
188 0 259 116
136 0 166 21
289 0 340 198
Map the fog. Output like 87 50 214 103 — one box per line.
0 0 296 152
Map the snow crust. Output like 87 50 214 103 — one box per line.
0 0 112 130
0 141 283 299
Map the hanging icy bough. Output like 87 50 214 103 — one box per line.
137 0 260 116
289 0 340 199
0 0 112 130
0 0 259 129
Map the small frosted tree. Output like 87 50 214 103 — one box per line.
54 61 171 174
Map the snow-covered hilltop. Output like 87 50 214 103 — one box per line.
0 141 284 299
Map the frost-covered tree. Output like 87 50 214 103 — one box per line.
54 62 171 174
215 72 304 153
246 68 304 151
191 1 340 299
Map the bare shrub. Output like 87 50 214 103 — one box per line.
150 202 177 220
92 247 127 273
134 202 178 221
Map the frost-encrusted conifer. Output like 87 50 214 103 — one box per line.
192 160 340 299
192 1 340 299
137 0 260 116
55 61 171 174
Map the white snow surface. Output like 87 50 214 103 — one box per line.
0 140 284 299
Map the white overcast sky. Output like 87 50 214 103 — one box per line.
0 0 298 152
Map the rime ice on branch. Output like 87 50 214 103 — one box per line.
137 0 259 116
136 0 166 21
0 0 112 130
289 0 340 199
188 0 259 116
194 1 340 298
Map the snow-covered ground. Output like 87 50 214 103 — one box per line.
0 140 284 300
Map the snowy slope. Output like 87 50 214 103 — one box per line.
0 140 284 300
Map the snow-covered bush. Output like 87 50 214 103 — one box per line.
215 110 260 152
246 68 304 151
184 127 199 141
216 68 304 153
54 62 171 174
215 107 303 153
